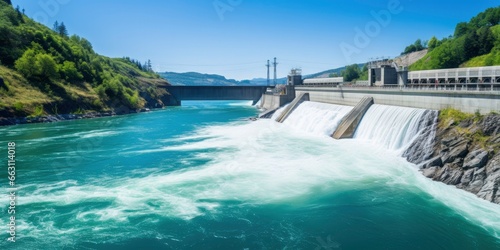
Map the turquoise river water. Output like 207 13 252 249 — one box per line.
0 101 499 249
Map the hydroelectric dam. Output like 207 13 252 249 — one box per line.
254 65 500 205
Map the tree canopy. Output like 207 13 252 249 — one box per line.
410 7 500 70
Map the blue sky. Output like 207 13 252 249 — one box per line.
11 0 500 80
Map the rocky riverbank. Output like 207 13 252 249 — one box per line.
405 111 500 204
0 108 153 126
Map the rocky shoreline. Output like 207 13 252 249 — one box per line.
404 113 500 204
0 108 153 127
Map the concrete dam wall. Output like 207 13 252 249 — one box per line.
295 86 500 114
164 86 268 105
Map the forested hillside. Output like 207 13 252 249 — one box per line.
409 7 500 70
0 1 170 118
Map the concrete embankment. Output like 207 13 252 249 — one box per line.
332 96 374 139
275 93 310 123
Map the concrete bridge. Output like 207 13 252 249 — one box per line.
163 86 269 105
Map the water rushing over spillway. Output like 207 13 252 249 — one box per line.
354 104 438 155
282 101 353 136
1 101 499 249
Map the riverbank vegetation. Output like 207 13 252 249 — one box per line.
0 1 170 118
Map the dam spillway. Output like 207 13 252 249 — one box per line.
272 100 438 158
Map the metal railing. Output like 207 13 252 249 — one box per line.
296 84 500 93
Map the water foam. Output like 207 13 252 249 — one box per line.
354 104 437 154
8 105 500 247
282 101 353 136
17 119 500 237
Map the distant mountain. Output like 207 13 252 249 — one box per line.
159 72 239 86
159 66 363 87
159 71 286 86
303 66 350 79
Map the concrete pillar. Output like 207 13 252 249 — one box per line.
332 97 374 139
275 93 310 123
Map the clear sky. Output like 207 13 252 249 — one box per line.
11 0 500 80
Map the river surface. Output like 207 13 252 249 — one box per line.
1 101 499 249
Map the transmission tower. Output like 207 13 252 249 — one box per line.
266 60 270 86
273 57 278 85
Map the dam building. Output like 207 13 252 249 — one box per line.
367 63 500 88
303 77 344 86
261 65 500 115
407 66 500 85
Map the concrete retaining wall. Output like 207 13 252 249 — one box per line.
296 87 500 113
260 86 296 110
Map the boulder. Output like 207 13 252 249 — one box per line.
485 154 500 175
459 169 475 187
466 168 486 194
475 155 500 201
463 150 489 169
441 139 469 165
480 114 500 136
476 175 498 202
422 167 438 178
421 156 443 169
439 163 464 185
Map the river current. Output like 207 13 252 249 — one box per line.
1 101 499 249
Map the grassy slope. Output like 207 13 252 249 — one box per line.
0 2 170 117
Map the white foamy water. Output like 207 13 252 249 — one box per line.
354 104 437 154
5 103 500 248
281 101 353 136
14 119 500 238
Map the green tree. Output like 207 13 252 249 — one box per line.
454 22 469 37
35 53 58 79
428 36 439 51
53 21 59 32
0 24 21 66
477 27 494 55
342 64 360 82
463 31 479 60
414 39 424 50
401 39 427 55
14 48 37 78
60 61 83 81
2 0 12 5
55 21 68 37
358 64 368 80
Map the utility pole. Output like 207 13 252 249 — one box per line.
266 60 270 86
273 57 278 86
